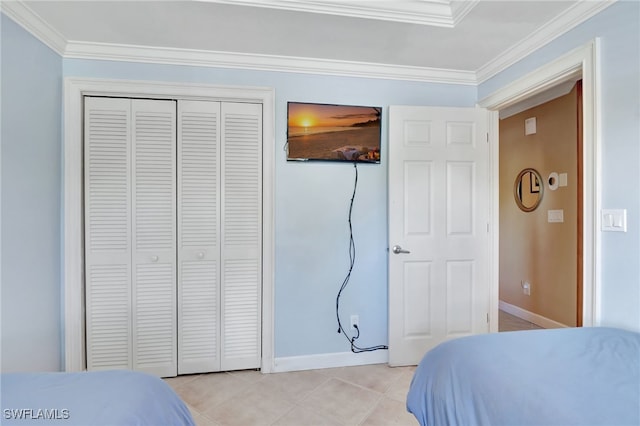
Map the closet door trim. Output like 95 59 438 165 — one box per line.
63 78 275 373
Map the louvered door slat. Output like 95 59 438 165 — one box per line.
221 102 262 371
177 101 221 374
84 97 133 371
131 99 177 378
86 264 131 368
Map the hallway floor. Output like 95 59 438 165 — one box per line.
498 310 543 332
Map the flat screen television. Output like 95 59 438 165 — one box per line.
287 102 382 163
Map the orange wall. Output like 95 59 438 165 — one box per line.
499 85 578 326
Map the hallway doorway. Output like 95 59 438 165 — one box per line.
497 80 583 329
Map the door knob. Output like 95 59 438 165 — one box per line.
197 252 205 259
151 255 159 262
391 245 410 254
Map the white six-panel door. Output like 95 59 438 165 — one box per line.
388 106 490 366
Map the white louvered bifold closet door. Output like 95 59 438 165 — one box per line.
84 97 133 372
220 102 262 371
85 97 177 378
177 101 221 374
131 99 177 377
85 97 261 377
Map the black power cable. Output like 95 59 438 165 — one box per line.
335 162 388 353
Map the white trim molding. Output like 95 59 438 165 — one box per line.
476 0 615 83
194 0 479 27
63 41 477 85
479 40 601 328
2 0 614 85
273 350 388 373
499 301 569 329
63 77 276 373
0 0 66 55
487 110 500 333
498 79 578 119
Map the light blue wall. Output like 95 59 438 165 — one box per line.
62 59 477 358
4 0 637 372
480 1 640 331
1 14 63 371
2 11 475 370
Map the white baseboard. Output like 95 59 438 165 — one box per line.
272 350 388 373
499 300 569 329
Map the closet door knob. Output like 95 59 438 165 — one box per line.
151 255 159 262
197 252 205 259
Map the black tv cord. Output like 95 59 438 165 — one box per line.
335 162 388 353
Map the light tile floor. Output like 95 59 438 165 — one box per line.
498 309 543 332
166 311 541 426
165 364 419 426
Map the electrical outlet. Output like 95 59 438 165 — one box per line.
350 315 359 330
522 281 531 296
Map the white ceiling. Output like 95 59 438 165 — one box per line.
3 0 615 83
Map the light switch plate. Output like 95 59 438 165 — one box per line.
548 209 564 223
525 117 536 135
559 173 568 187
602 209 627 232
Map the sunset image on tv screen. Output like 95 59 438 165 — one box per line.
287 102 381 163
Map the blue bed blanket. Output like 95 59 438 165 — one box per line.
407 327 640 426
1 370 195 425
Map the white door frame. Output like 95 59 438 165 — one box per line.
478 40 601 329
63 77 276 373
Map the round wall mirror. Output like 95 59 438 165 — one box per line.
514 168 543 212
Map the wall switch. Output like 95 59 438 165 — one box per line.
548 209 564 223
525 117 537 135
522 281 531 296
602 209 627 232
350 315 359 330
559 173 568 187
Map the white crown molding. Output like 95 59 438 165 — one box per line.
195 0 480 27
0 0 66 55
64 40 477 85
476 0 616 84
450 0 479 26
1 0 614 86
